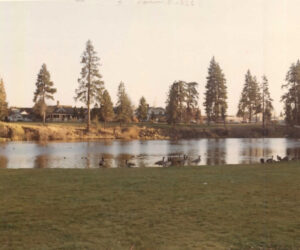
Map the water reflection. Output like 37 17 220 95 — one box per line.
0 155 8 168
34 155 49 169
206 139 226 165
0 138 300 169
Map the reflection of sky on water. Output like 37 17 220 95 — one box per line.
1 138 300 168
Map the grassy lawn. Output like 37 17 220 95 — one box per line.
1 163 300 249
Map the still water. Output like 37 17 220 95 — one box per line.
1 138 300 169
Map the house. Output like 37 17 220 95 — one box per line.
47 101 79 122
147 107 165 121
8 107 33 122
226 115 243 124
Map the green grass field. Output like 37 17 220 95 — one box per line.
1 163 300 249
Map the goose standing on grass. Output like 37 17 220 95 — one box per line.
155 157 165 166
266 155 274 163
125 159 135 168
99 157 105 167
260 158 265 164
191 155 201 164
277 155 282 161
282 155 289 161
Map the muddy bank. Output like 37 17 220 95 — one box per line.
0 122 297 142
162 125 295 139
0 122 168 141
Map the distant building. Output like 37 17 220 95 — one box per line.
147 107 165 121
8 107 33 122
226 115 243 124
46 101 85 122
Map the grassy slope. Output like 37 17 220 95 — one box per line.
0 163 300 250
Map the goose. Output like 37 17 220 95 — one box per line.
260 158 265 164
282 156 289 161
266 155 274 163
155 157 165 166
191 155 201 164
277 155 282 161
99 157 105 167
125 160 135 168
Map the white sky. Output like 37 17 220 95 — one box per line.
0 0 299 115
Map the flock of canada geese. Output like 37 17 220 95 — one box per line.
83 154 296 167
260 155 298 164
95 154 201 168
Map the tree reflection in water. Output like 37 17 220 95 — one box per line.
206 139 226 165
34 155 49 169
0 155 8 168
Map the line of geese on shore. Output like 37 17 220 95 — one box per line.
260 155 299 164
95 155 201 168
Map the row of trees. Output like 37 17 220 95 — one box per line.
3 39 300 129
165 81 200 124
165 57 228 125
237 71 273 127
165 57 274 127
32 40 150 130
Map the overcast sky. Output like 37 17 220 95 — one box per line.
0 0 300 115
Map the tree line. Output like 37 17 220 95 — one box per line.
0 39 299 129
165 57 274 127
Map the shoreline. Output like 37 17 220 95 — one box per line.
0 122 298 142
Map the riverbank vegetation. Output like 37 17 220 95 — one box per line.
1 121 300 141
0 162 299 249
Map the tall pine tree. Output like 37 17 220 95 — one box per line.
261 75 273 128
204 57 227 124
0 77 8 120
281 60 300 125
116 82 133 123
237 70 261 122
165 81 186 124
136 96 148 122
33 64 56 124
100 90 114 124
75 40 104 131
185 82 199 122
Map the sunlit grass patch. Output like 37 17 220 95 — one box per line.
0 162 300 249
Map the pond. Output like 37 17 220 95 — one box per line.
0 138 300 169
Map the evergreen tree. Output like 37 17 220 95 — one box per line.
165 81 186 124
195 108 202 124
204 57 227 124
237 70 261 122
185 82 199 122
79 107 85 120
136 96 148 122
261 75 273 128
33 64 56 124
33 99 47 121
281 60 300 125
116 82 133 123
100 90 114 123
75 40 104 131
0 77 8 120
